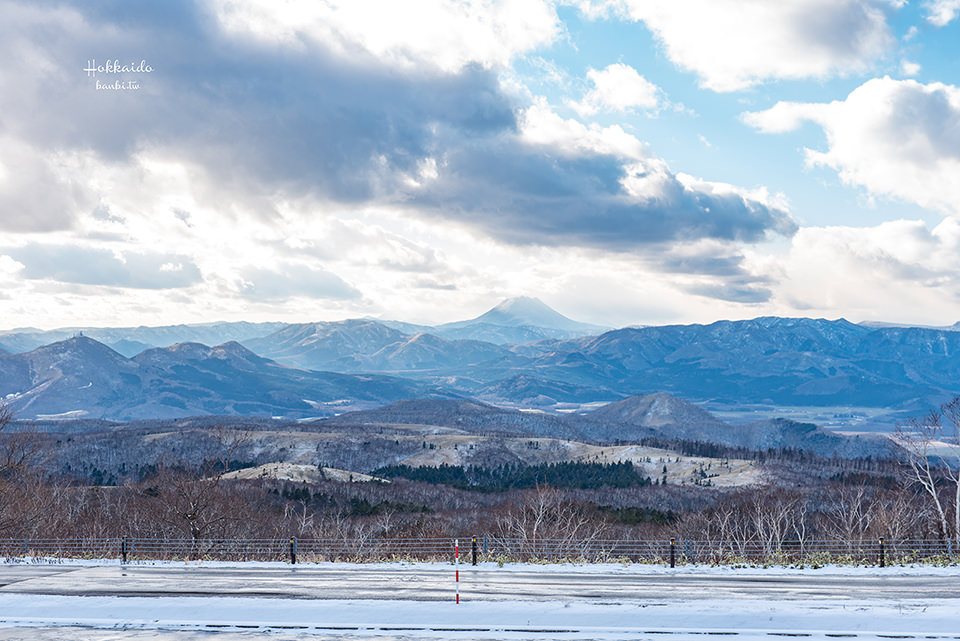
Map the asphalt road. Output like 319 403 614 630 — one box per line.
1 564 958 601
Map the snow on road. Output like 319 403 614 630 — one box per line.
1 560 959 639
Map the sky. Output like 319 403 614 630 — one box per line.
1 0 960 330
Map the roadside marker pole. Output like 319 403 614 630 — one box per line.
455 538 460 604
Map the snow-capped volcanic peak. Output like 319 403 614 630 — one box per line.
469 297 602 332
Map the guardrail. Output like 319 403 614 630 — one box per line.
2 537 960 565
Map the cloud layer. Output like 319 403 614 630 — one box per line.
0 0 795 255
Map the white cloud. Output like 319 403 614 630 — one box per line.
209 0 560 71
925 0 960 25
602 0 894 91
900 60 922 76
571 63 664 115
777 218 960 322
743 77 960 215
519 99 647 158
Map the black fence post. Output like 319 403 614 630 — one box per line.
879 538 884 568
121 537 127 564
670 539 676 568
290 537 297 565
472 536 478 565
483 535 488 556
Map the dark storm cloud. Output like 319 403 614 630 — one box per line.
0 0 795 251
6 245 202 289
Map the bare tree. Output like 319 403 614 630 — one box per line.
492 486 608 560
822 484 874 549
895 398 960 542
0 405 47 535
142 426 252 553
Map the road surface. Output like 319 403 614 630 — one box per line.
1 562 958 600
1 562 959 640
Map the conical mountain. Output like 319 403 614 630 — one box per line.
436 297 608 343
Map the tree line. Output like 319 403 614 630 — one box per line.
372 460 651 492
3 399 960 558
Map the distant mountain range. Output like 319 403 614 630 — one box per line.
243 315 960 413
0 336 428 421
0 297 603 356
0 321 287 357
4 299 960 427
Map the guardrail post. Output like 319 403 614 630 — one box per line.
483 535 488 556
472 536 477 566
121 537 127 564
290 537 297 564
24 538 27 556
670 539 675 568
878 538 884 568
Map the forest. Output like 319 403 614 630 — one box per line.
2 400 960 565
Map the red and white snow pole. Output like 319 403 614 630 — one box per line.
455 538 460 604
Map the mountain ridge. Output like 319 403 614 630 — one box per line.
0 336 427 421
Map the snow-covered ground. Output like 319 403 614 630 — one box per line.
2 560 960 639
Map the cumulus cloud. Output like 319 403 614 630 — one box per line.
571 63 664 115
4 245 202 289
0 1 796 256
599 0 894 91
0 0 519 210
743 77 960 215
925 0 960 25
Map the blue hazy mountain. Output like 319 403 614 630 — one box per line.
0 336 427 421
7 312 960 421
0 321 288 355
243 297 609 369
